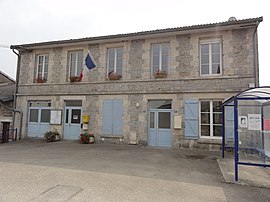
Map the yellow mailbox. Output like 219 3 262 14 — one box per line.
82 114 90 123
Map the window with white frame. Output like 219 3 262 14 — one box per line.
200 100 222 138
200 39 222 75
68 50 83 77
36 55 48 81
107 48 123 76
151 43 169 76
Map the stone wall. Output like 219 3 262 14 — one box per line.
15 26 258 148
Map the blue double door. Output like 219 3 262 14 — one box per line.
148 110 172 148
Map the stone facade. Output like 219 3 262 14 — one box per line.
13 18 262 149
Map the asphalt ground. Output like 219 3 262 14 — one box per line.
0 139 269 201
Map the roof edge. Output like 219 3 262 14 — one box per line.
10 16 263 49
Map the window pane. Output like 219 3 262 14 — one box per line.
29 109 38 122
65 109 69 123
213 101 222 112
162 55 168 68
211 43 220 54
201 101 210 112
212 64 221 74
158 112 171 129
71 109 81 124
201 65 209 75
201 55 209 65
212 53 220 64
201 113 210 124
30 102 51 107
148 100 172 109
201 125 210 136
201 44 209 54
213 113 222 124
65 100 82 106
162 44 169 55
41 109 50 123
153 55 159 67
150 112 154 128
213 125 222 137
152 44 159 56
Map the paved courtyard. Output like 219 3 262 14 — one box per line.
0 139 269 201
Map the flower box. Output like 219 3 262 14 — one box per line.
69 76 81 82
107 72 122 80
154 70 167 78
35 77 47 83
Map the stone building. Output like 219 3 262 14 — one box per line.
0 70 15 142
10 17 263 149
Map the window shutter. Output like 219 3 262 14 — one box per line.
184 99 199 139
102 100 113 135
113 99 123 135
225 106 234 141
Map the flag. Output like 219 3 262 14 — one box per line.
85 51 96 70
79 68 83 81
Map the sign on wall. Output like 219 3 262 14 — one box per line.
50 110 62 125
248 114 261 131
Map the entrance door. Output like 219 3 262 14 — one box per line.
1 122 10 143
28 107 50 138
148 110 172 148
64 107 82 140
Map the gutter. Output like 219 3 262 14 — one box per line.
11 48 23 140
253 20 261 87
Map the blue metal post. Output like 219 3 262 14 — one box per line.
222 105 225 158
234 98 239 181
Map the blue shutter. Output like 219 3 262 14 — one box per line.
225 106 234 141
184 99 199 139
102 100 113 135
113 99 123 135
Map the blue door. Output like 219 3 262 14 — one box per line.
64 107 82 140
28 107 50 138
148 110 172 148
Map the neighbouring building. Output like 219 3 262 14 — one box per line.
10 17 263 149
0 70 15 143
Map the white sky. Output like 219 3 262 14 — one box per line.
0 0 269 85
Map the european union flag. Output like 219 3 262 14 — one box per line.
85 51 96 70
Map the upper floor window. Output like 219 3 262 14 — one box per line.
35 55 48 83
107 48 123 80
151 43 169 78
68 50 83 77
200 40 222 76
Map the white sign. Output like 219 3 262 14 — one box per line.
50 110 62 125
239 116 247 128
248 114 261 131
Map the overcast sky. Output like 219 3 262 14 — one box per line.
0 0 269 85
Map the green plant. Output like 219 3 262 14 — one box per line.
80 133 95 144
44 130 60 142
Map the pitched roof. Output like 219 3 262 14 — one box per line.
10 17 263 50
0 70 15 84
0 83 15 102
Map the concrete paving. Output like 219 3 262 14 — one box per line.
217 158 270 188
0 139 269 201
